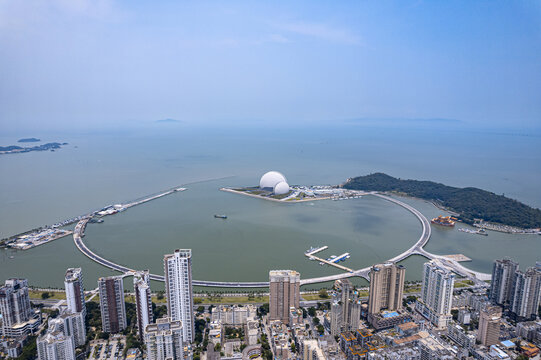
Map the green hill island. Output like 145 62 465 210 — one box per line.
343 173 541 231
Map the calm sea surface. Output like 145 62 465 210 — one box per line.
0 124 540 289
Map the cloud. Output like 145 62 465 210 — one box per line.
276 21 361 45
0 0 122 30
267 34 291 44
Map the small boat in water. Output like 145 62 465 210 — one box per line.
214 214 227 219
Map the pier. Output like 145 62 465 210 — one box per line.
305 246 328 256
306 253 353 273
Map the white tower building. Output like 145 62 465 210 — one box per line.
510 267 541 320
134 270 153 340
64 268 86 319
415 260 455 328
164 249 194 343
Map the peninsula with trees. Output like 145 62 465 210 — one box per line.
0 142 67 155
343 173 541 230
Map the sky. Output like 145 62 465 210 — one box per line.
1 0 540 131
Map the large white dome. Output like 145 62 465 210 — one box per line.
259 171 287 189
273 181 290 195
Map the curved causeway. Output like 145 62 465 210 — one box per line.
73 192 491 287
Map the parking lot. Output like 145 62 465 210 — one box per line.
88 336 126 360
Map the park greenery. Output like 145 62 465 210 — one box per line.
344 173 541 228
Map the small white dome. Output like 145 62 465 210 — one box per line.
260 171 287 189
273 181 290 195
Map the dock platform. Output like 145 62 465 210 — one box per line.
443 254 472 262
305 246 328 256
304 251 353 272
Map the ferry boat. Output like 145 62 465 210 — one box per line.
431 215 455 227
214 214 227 219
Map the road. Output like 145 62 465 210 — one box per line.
73 192 491 288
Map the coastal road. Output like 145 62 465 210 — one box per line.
73 192 491 288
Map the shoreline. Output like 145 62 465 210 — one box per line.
381 191 540 235
220 187 332 203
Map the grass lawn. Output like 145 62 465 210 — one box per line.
454 280 475 288
29 290 66 300
194 295 269 304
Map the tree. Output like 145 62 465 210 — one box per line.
308 307 316 317
41 292 50 299
194 298 202 304
196 306 205 314
258 303 269 317
312 317 320 325
318 289 329 299
317 324 324 335
17 336 37 360
214 343 221 352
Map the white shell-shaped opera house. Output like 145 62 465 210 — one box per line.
273 181 290 195
259 171 290 194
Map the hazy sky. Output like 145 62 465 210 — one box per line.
1 0 540 131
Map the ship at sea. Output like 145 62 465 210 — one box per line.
431 215 455 227
214 214 227 219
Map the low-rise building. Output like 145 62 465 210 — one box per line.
208 321 222 346
245 319 259 346
367 309 410 330
211 305 256 325
418 335 456 360
447 323 476 350
302 339 326 360
458 309 471 325
516 321 541 343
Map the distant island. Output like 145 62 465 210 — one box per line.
18 137 40 143
0 142 68 155
343 173 541 230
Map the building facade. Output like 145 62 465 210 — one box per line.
0 278 41 337
489 258 519 307
144 318 184 360
164 249 194 343
269 270 300 324
134 270 153 340
302 339 326 360
37 319 76 360
64 268 86 319
477 305 502 346
98 276 127 333
46 311 86 348
330 279 362 335
510 267 541 320
415 260 455 329
368 264 406 329
368 263 405 315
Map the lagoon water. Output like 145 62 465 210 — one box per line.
1 123 540 289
